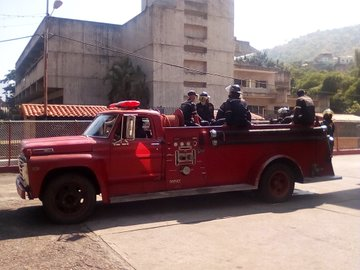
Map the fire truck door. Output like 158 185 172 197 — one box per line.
109 116 163 192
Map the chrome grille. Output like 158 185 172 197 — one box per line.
18 153 27 177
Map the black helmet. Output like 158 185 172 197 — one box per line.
297 89 305 97
230 84 241 94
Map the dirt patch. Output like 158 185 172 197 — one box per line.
0 200 133 270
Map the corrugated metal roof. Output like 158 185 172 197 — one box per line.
21 104 107 118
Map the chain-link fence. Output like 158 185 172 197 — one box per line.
333 121 360 152
0 120 91 168
1 118 359 171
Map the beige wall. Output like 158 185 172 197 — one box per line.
128 0 235 109
16 17 122 105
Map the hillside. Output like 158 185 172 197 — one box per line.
266 24 360 63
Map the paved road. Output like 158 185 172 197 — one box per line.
1 155 359 269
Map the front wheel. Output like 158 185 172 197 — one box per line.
258 163 295 203
42 173 96 224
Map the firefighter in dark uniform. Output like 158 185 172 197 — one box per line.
196 91 215 124
215 84 251 128
321 108 335 156
293 89 315 126
180 90 199 126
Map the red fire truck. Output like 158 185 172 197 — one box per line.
16 101 340 224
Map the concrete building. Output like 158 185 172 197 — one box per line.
15 0 293 117
234 63 292 117
15 18 122 105
121 0 235 109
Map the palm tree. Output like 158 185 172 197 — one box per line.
104 58 150 107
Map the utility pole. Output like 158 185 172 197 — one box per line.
43 0 63 118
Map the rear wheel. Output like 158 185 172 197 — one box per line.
259 163 295 203
42 173 96 224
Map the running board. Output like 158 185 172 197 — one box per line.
110 184 257 203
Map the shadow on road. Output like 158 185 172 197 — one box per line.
1 187 359 241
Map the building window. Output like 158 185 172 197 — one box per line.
184 60 207 74
184 45 207 54
184 81 207 88
185 1 208 13
248 105 265 116
184 24 207 39
255 80 267 88
184 9 208 19
234 79 249 87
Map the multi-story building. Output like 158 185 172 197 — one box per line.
15 0 295 117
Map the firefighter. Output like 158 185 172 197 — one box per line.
321 108 335 156
292 89 315 126
135 117 147 138
215 84 251 128
180 90 199 126
276 107 293 124
196 91 215 124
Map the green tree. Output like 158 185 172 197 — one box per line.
235 51 284 69
330 90 348 113
344 78 360 103
104 58 150 107
320 73 343 95
346 101 360 115
1 70 16 119
296 72 325 95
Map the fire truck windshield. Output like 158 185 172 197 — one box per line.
83 114 118 138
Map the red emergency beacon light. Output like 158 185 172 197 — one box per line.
108 100 140 110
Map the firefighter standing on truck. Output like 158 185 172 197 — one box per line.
196 91 215 124
180 90 199 126
215 84 251 127
321 108 336 156
292 89 315 126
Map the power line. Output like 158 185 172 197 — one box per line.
0 35 34 43
53 33 237 82
0 14 43 18
0 23 39 28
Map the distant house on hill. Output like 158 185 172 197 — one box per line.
312 53 353 71
313 53 336 70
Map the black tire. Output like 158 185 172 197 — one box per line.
258 163 295 203
42 173 96 224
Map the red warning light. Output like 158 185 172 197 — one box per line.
108 100 140 110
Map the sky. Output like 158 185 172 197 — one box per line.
0 0 359 84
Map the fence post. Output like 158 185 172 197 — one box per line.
7 121 11 167
335 124 339 152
